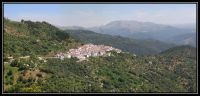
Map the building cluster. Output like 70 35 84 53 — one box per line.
55 43 121 61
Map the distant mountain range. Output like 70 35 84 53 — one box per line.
172 23 196 30
89 20 196 45
58 26 86 30
168 33 196 47
60 20 196 47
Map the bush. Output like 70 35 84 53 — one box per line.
36 73 42 77
11 60 19 67
7 70 13 76
18 63 28 71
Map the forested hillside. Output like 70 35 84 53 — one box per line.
40 47 196 92
64 29 175 55
3 19 197 93
3 18 82 92
4 18 81 57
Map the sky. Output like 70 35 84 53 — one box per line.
4 4 196 28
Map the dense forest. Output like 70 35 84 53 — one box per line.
3 18 197 93
4 18 82 56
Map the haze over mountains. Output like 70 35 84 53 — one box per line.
172 23 196 30
168 33 196 47
59 26 86 31
61 20 196 47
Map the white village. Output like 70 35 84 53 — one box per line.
55 43 122 61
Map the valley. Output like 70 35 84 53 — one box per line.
64 29 175 55
3 18 197 93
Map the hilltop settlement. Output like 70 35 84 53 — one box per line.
55 43 121 61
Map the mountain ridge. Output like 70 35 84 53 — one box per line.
59 20 196 47
64 29 176 55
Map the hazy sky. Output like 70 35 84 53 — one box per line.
4 4 196 27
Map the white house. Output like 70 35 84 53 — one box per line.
66 54 71 58
60 55 64 60
107 52 111 56
19 56 30 59
7 57 13 59
149 61 153 65
44 60 47 63
38 57 43 60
